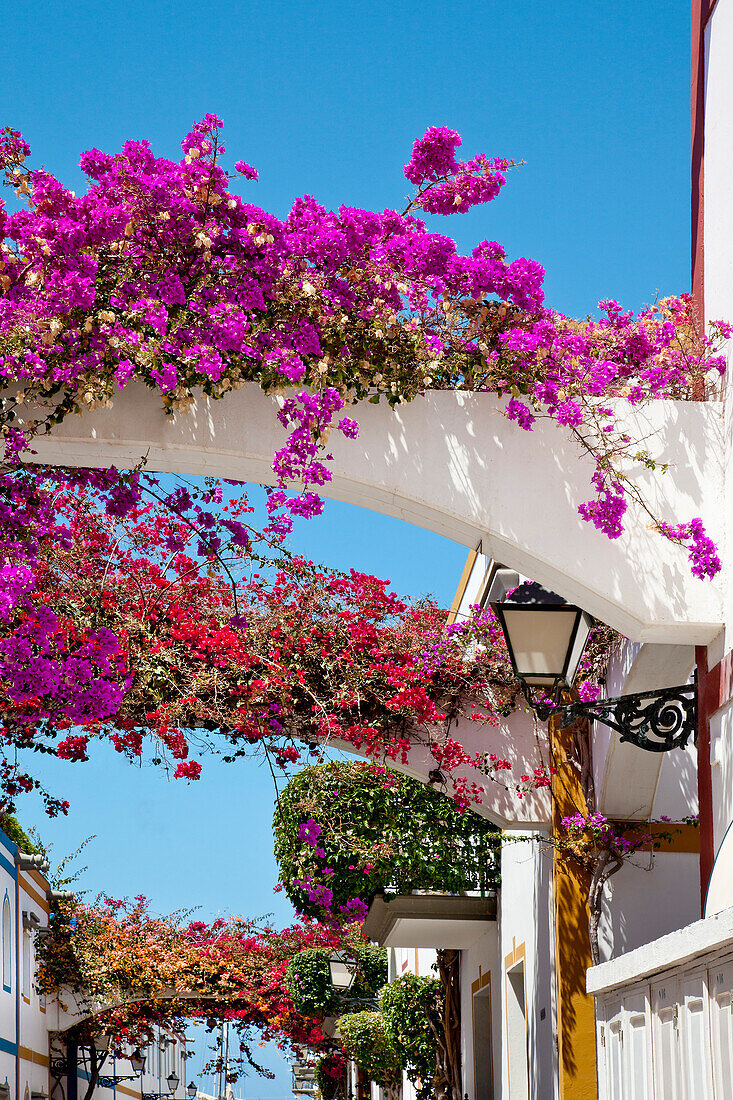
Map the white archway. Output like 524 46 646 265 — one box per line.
25 382 725 643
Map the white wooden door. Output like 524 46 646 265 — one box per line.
651 978 683 1098
624 993 651 1100
709 957 733 1097
597 993 651 1100
679 972 713 1099
596 999 614 1100
606 1004 624 1100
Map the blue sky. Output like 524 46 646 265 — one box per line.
7 0 692 1094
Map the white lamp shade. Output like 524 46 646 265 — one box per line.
493 583 593 693
328 954 356 990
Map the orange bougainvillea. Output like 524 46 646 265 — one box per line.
36 895 355 1077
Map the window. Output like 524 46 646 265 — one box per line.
506 962 529 1100
22 929 30 1000
472 976 494 1100
2 894 11 993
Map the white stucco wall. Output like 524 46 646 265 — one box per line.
709 696 733 852
595 638 697 821
459 926 500 1100
25 383 725 645
597 851 700 962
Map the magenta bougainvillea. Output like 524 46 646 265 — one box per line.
0 117 726 558
0 116 725 812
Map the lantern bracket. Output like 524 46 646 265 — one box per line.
533 682 698 753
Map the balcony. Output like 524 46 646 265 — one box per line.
363 890 497 949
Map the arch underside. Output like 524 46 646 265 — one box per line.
326 709 552 830
24 382 725 644
49 988 218 1031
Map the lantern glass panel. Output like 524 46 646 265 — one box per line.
499 607 581 687
328 955 355 990
565 611 593 687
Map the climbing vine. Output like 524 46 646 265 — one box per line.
273 761 500 921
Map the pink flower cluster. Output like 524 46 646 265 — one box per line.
404 126 511 215
561 810 651 857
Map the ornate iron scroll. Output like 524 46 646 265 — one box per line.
534 683 698 753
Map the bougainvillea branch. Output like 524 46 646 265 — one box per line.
0 115 718 814
0 465 615 814
0 119 726 565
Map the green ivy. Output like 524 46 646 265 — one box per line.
285 949 338 1018
337 1011 402 1088
345 943 386 999
381 974 441 1100
273 761 501 920
0 815 36 853
284 944 387 1018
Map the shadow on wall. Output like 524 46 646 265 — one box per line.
553 853 596 1089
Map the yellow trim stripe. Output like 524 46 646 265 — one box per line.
19 1047 49 1068
116 1085 142 1099
18 876 49 914
447 549 478 624
26 869 50 893
607 821 701 854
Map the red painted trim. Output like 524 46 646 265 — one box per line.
691 0 710 323
704 0 721 28
696 646 716 913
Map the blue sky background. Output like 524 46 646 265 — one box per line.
6 0 692 1094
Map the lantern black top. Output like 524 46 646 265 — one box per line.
490 580 593 699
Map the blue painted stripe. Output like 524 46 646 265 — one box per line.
0 852 15 878
0 1037 17 1056
0 830 18 859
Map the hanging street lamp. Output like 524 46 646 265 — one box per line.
187 1084 198 1098
488 571 697 753
328 951 356 991
167 1072 180 1094
130 1049 146 1076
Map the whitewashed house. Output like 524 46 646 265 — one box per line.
0 823 189 1100
584 0 733 1095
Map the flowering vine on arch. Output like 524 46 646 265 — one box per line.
3 469 605 813
0 114 719 812
0 116 726 568
36 893 357 1084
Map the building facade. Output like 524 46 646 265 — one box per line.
0 826 189 1100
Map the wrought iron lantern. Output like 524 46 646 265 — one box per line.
489 571 697 753
328 951 356 991
167 1072 180 1094
130 1049 146 1075
187 1084 198 1098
